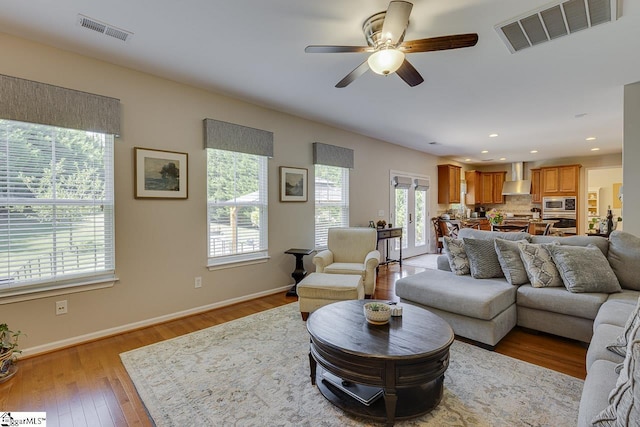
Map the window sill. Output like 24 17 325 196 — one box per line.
207 254 270 271
0 276 119 304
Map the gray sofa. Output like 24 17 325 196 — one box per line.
395 229 640 426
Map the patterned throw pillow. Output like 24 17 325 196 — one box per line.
547 244 622 294
592 324 640 426
517 241 563 288
443 236 469 276
494 239 530 285
607 297 640 357
463 238 505 279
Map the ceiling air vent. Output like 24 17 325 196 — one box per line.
77 14 133 43
495 0 619 53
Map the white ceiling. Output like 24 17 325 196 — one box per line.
1 0 638 164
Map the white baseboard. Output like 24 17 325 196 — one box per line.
21 285 293 357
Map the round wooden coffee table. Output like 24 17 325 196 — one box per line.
306 300 454 426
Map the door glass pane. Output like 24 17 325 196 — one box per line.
415 189 426 247
394 187 408 250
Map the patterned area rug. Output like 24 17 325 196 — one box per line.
120 303 583 426
402 254 439 269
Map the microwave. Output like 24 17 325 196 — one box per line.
543 196 576 213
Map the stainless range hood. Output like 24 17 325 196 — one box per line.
502 162 531 195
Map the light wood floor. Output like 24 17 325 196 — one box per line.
0 261 587 427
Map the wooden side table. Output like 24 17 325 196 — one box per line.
285 248 314 296
377 227 403 267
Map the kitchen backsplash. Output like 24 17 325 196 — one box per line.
484 195 542 216
441 194 542 218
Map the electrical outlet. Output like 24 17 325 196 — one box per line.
56 300 68 315
194 277 202 288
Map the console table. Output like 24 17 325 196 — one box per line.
284 248 314 296
377 227 402 267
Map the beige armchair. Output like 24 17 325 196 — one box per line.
312 227 381 298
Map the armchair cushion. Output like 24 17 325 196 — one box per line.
324 263 365 275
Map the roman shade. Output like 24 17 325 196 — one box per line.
0 74 121 136
393 176 412 188
203 118 273 157
414 178 430 190
312 142 354 169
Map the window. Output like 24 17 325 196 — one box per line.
314 164 349 248
0 119 115 296
207 149 268 266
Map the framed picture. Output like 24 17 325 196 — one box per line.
280 166 308 202
134 147 188 199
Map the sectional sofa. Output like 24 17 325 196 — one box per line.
395 229 640 426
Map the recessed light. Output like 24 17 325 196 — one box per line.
464 158 472 162
499 157 506 161
489 133 499 138
591 147 600 151
586 137 596 141
530 150 538 154
481 150 489 154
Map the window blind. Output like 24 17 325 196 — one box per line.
314 164 349 249
0 119 115 295
206 149 268 266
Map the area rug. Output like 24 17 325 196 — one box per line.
120 303 583 426
402 254 439 270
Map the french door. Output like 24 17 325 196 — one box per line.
389 171 431 259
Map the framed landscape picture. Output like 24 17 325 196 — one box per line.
134 147 188 199
280 166 307 202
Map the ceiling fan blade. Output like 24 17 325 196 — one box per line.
305 45 372 53
335 60 370 88
381 1 413 45
400 33 479 53
396 59 424 87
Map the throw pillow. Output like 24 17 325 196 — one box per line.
607 230 640 291
494 239 530 285
517 241 563 288
547 244 622 294
607 297 640 357
592 324 640 426
443 236 469 276
463 237 505 279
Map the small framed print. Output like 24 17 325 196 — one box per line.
280 166 308 202
134 147 188 199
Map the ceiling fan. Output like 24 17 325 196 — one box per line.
305 1 478 88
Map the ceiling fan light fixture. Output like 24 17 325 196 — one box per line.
367 48 405 75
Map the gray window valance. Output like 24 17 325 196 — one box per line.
203 118 273 157
0 74 121 136
312 142 354 169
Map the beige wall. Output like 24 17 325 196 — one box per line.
624 81 640 236
0 33 441 353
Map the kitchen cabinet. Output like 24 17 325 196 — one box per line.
464 170 481 205
437 164 461 204
530 168 541 203
464 170 506 204
541 164 580 195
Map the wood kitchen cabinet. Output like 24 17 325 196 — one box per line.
464 170 481 205
541 164 581 195
530 168 541 203
437 164 461 204
464 170 506 204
